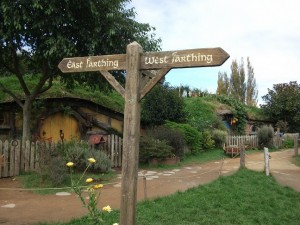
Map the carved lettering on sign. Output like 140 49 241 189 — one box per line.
143 52 213 66
66 58 119 69
171 52 213 64
86 57 119 69
144 56 168 65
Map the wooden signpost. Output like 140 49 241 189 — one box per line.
58 42 229 225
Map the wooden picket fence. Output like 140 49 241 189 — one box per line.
225 133 300 149
0 134 123 178
226 135 259 148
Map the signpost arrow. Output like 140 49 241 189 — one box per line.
58 54 126 73
140 47 229 70
58 48 229 73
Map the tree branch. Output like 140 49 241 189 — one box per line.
0 82 23 108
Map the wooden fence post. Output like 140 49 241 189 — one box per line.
3 140 9 177
294 133 299 156
240 143 245 168
14 140 21 176
264 147 270 176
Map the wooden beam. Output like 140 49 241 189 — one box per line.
99 70 125 98
139 68 170 100
120 42 142 225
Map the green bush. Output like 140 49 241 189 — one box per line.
86 149 111 173
211 129 227 148
257 125 274 149
57 140 90 171
48 155 68 187
200 131 215 150
141 84 186 126
139 136 174 163
144 126 186 157
165 121 202 154
283 138 294 148
57 140 111 173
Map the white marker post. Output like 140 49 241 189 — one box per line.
264 147 270 176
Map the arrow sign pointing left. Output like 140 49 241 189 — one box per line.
58 54 126 73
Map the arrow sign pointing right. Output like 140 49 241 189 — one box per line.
140 47 230 70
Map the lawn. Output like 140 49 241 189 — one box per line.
38 169 300 225
291 155 300 167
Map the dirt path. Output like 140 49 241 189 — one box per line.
0 149 299 225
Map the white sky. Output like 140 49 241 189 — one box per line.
129 0 300 105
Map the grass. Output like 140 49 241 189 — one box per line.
0 75 125 113
181 148 226 165
18 171 117 195
37 169 300 225
139 148 226 170
291 155 300 167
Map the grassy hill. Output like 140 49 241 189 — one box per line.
0 75 125 113
0 75 268 126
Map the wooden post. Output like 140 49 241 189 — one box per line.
240 143 245 169
294 133 299 156
143 175 147 200
264 147 270 176
57 42 230 225
120 42 142 225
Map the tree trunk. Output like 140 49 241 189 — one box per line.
22 99 32 144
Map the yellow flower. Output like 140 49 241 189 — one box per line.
93 184 104 189
102 205 112 212
113 223 119 225
86 178 93 183
88 158 96 163
66 162 74 167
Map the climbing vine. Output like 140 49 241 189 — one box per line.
216 95 247 135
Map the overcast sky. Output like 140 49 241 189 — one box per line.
129 0 300 105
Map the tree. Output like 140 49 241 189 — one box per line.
0 0 161 142
261 81 300 132
216 57 258 106
216 71 230 95
141 84 186 126
230 58 246 103
246 57 258 106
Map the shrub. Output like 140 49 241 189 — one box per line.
211 129 227 148
144 126 186 157
48 155 68 186
57 140 112 173
139 136 174 163
257 125 274 149
86 149 111 173
141 84 186 126
200 131 215 150
282 138 294 148
57 140 90 171
165 121 202 154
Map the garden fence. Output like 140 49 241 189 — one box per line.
0 134 122 178
226 133 299 149
226 135 258 148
